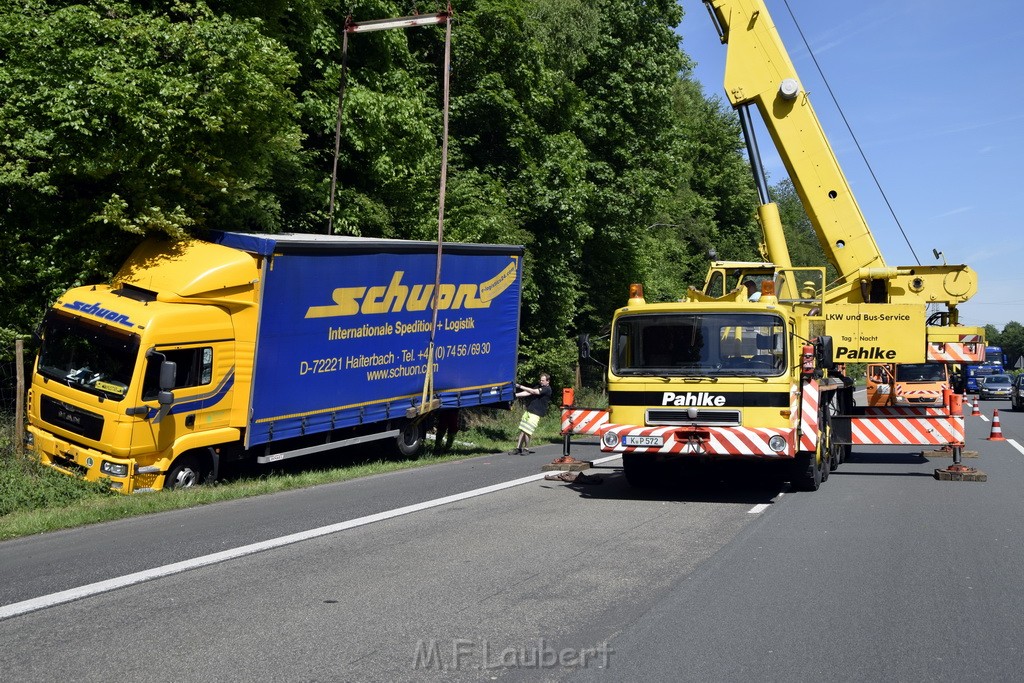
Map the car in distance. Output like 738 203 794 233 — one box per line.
1012 374 1024 411
979 373 1012 401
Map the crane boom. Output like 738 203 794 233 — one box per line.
705 0 978 314
706 0 884 275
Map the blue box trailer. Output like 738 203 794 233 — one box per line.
211 232 524 456
28 230 524 492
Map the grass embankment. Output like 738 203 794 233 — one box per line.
0 390 606 540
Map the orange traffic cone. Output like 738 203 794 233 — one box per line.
971 398 981 417
988 409 1006 441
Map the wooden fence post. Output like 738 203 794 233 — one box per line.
15 338 24 456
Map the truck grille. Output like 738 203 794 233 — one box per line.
51 452 88 476
646 409 742 427
41 395 104 441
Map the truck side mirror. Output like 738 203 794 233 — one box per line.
816 336 834 370
617 335 628 366
578 333 591 360
158 360 176 405
159 360 177 391
137 358 177 422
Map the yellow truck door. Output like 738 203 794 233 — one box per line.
127 343 234 461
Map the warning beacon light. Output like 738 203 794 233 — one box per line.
628 283 646 304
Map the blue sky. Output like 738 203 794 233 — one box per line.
676 0 1024 331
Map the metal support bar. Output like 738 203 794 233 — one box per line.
738 104 771 206
347 12 451 33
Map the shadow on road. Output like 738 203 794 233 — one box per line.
822 449 937 478
843 450 926 465
545 460 788 506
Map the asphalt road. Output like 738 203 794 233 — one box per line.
2 399 1023 682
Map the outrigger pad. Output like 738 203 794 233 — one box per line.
934 466 987 482
542 456 593 472
922 449 978 458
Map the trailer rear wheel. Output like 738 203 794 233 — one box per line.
394 420 425 458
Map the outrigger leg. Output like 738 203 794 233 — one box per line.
934 445 987 482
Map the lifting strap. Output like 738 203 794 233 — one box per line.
327 6 455 417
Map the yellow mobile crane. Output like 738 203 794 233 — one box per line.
571 0 985 489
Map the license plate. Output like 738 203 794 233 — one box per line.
622 435 664 447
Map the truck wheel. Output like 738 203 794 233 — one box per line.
164 454 207 490
622 453 659 488
394 420 425 458
816 403 831 483
792 451 822 492
825 394 843 471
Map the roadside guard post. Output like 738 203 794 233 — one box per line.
934 388 987 482
542 388 595 472
561 388 575 457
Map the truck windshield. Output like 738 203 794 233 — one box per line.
895 364 946 382
36 310 140 402
612 312 786 377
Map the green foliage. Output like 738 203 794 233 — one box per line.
640 79 761 303
0 417 112 518
0 407 570 538
0 456 113 517
1 1 303 235
0 0 768 391
0 0 307 343
769 178 837 282
986 322 1024 370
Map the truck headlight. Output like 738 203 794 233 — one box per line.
602 431 620 448
769 435 787 453
100 461 129 477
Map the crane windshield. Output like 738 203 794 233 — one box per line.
895 364 947 383
612 312 786 377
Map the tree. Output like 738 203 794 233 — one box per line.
0 1 305 356
639 78 761 304
769 178 836 282
572 0 689 326
997 322 1024 370
0 0 774 391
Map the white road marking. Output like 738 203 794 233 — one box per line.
1008 439 1024 456
3 458 624 622
749 491 784 515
